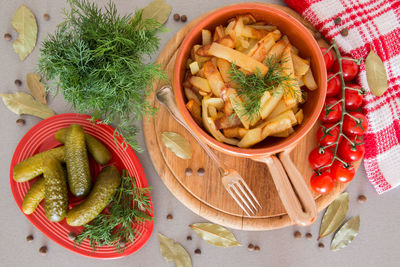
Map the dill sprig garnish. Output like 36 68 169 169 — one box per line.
38 0 167 151
228 56 298 118
74 170 152 252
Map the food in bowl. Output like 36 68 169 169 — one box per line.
183 14 318 148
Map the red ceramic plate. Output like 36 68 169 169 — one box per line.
10 113 153 259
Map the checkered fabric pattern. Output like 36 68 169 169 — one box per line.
285 0 400 194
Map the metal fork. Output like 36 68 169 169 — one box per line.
156 86 262 216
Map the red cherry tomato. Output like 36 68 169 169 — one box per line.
317 124 340 146
308 148 333 169
326 73 341 97
343 112 368 136
331 161 355 183
320 47 334 71
319 98 342 123
310 172 334 194
339 84 364 110
338 136 365 162
332 58 359 81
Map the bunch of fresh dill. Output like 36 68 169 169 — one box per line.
74 171 152 252
38 0 166 151
228 56 298 119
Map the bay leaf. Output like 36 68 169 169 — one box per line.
190 223 241 247
161 132 192 159
366 49 388 96
0 92 55 119
330 215 360 251
12 5 38 61
26 73 46 104
142 0 172 25
158 233 192 267
319 192 349 240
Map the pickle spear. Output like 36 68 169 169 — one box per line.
43 157 68 222
65 124 91 197
22 177 45 214
55 128 111 165
13 146 65 182
66 165 121 226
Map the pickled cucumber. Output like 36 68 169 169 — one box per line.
66 165 121 226
55 128 111 164
65 124 91 197
13 146 65 182
43 157 68 222
22 177 45 214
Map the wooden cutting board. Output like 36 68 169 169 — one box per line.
143 3 360 230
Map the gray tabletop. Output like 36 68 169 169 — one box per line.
1 0 399 266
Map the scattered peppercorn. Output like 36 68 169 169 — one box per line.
318 242 325 249
194 248 201 255
340 28 349 37
181 15 187 22
43 13 50 21
39 246 48 255
358 194 367 203
254 245 260 252
305 233 312 240
16 118 25 126
334 17 342 25
294 231 302 239
4 33 12 41
187 235 192 241
14 79 22 86
248 243 254 251
173 13 180 21
68 232 77 241
166 214 173 221
26 235 34 242
185 168 193 176
197 168 205 176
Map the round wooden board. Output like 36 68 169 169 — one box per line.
143 3 360 230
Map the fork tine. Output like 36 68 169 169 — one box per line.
230 184 255 215
239 179 262 210
226 186 251 216
236 181 258 213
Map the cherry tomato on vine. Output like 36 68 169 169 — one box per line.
319 98 342 123
327 73 341 97
308 148 333 169
338 136 365 162
317 124 340 146
320 47 334 71
339 84 364 110
331 161 355 183
310 172 334 194
332 58 359 81
343 111 368 136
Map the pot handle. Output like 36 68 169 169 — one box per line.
255 153 317 226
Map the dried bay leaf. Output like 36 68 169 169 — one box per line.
26 73 46 104
12 5 38 61
161 132 192 159
319 192 349 240
158 233 192 267
366 48 388 96
142 0 172 25
190 223 241 247
330 215 360 251
0 92 55 119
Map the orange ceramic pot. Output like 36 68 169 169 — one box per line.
173 3 327 225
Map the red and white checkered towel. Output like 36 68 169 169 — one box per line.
284 0 400 194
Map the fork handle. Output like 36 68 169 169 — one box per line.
255 154 317 226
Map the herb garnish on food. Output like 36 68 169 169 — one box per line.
228 56 297 119
74 171 152 252
38 0 167 151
